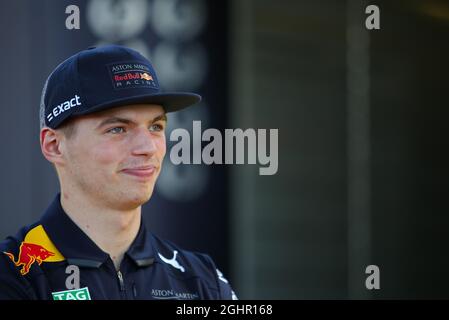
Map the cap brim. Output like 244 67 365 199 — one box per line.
77 92 201 116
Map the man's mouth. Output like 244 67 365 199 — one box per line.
121 165 157 179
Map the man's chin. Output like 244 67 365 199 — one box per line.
126 188 154 207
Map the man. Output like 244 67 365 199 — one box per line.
0 45 237 300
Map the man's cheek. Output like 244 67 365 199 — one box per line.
160 145 166 160
157 138 167 159
92 146 120 165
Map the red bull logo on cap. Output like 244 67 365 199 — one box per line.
140 72 153 81
108 62 158 90
3 225 65 275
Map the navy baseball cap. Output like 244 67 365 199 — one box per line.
41 45 201 129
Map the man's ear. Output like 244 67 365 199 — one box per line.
40 127 65 165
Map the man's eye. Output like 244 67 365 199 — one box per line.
107 127 125 134
149 123 164 132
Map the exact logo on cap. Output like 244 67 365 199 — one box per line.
108 62 158 90
47 95 81 123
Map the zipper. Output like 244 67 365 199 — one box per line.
117 270 126 298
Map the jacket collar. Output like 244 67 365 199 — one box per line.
40 193 155 268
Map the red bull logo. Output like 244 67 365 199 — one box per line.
114 72 154 82
109 62 158 90
114 72 141 81
140 72 153 81
4 242 55 275
2 224 64 275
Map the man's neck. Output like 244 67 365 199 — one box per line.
59 190 141 271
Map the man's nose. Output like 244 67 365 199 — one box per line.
130 128 158 156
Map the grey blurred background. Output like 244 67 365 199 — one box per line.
1 0 448 299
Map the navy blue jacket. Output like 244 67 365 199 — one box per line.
0 194 237 300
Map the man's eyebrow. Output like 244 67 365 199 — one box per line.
96 117 134 129
96 114 167 129
153 114 168 123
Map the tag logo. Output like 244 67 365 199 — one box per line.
52 287 91 300
47 94 81 123
108 62 158 90
158 250 185 272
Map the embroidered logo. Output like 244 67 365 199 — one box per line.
158 250 185 273
3 225 64 275
108 62 158 90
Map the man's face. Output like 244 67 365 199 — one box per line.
59 104 167 210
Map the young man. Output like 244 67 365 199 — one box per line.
0 45 237 300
